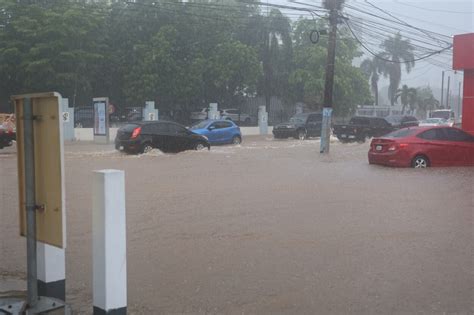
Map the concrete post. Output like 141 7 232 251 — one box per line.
320 107 333 153
37 242 66 301
62 98 75 141
93 170 127 315
208 103 220 120
258 106 268 135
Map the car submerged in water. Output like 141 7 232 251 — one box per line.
115 121 210 154
190 119 242 145
368 126 474 168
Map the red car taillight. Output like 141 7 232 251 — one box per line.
388 143 408 151
131 127 141 139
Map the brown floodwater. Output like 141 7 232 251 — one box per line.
1 136 473 314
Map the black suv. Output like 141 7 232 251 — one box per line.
273 112 322 140
333 116 394 143
384 115 419 128
115 121 210 154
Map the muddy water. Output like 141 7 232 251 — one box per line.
1 137 473 314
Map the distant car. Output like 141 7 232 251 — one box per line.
74 107 94 128
190 108 209 121
429 109 456 126
384 115 419 128
368 126 474 168
115 121 210 154
273 112 322 140
333 116 393 143
190 119 242 145
220 109 253 124
419 118 448 126
0 125 15 149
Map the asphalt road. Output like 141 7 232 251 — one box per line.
1 137 473 314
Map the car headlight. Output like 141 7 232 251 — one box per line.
202 135 208 140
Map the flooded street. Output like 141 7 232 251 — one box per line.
1 136 473 314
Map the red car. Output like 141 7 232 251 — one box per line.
368 126 474 168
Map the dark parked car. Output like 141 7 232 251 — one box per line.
0 125 15 149
74 106 94 128
115 121 210 154
333 116 393 143
384 115 419 128
273 112 322 140
368 126 474 168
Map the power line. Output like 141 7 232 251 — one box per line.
345 17 451 52
358 0 448 47
343 19 452 64
353 0 471 34
343 2 452 40
394 0 474 14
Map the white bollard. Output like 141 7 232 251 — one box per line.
92 170 127 315
258 106 268 135
37 242 66 300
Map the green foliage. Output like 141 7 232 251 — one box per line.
0 0 372 118
289 19 372 115
0 0 107 105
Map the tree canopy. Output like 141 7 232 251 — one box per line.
0 0 372 119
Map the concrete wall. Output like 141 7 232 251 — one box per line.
74 127 273 141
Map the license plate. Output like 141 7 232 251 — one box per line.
341 134 347 138
376 145 382 151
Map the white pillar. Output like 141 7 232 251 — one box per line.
37 242 66 301
208 103 220 119
258 106 268 135
143 101 158 121
93 170 127 315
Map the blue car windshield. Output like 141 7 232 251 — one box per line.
190 121 210 130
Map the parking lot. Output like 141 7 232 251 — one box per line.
1 136 473 314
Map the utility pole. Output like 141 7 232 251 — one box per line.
446 75 451 109
440 71 445 108
320 2 338 154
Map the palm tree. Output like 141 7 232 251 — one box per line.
395 84 417 114
360 56 383 106
380 33 415 106
407 88 417 113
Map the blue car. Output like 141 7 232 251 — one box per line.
190 120 242 145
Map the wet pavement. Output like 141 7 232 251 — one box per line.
1 136 473 314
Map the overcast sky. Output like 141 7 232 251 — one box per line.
364 0 473 97
278 0 473 101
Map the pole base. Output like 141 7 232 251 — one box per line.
0 296 70 315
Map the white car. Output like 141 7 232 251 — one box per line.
190 108 209 121
419 118 448 126
220 108 253 124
